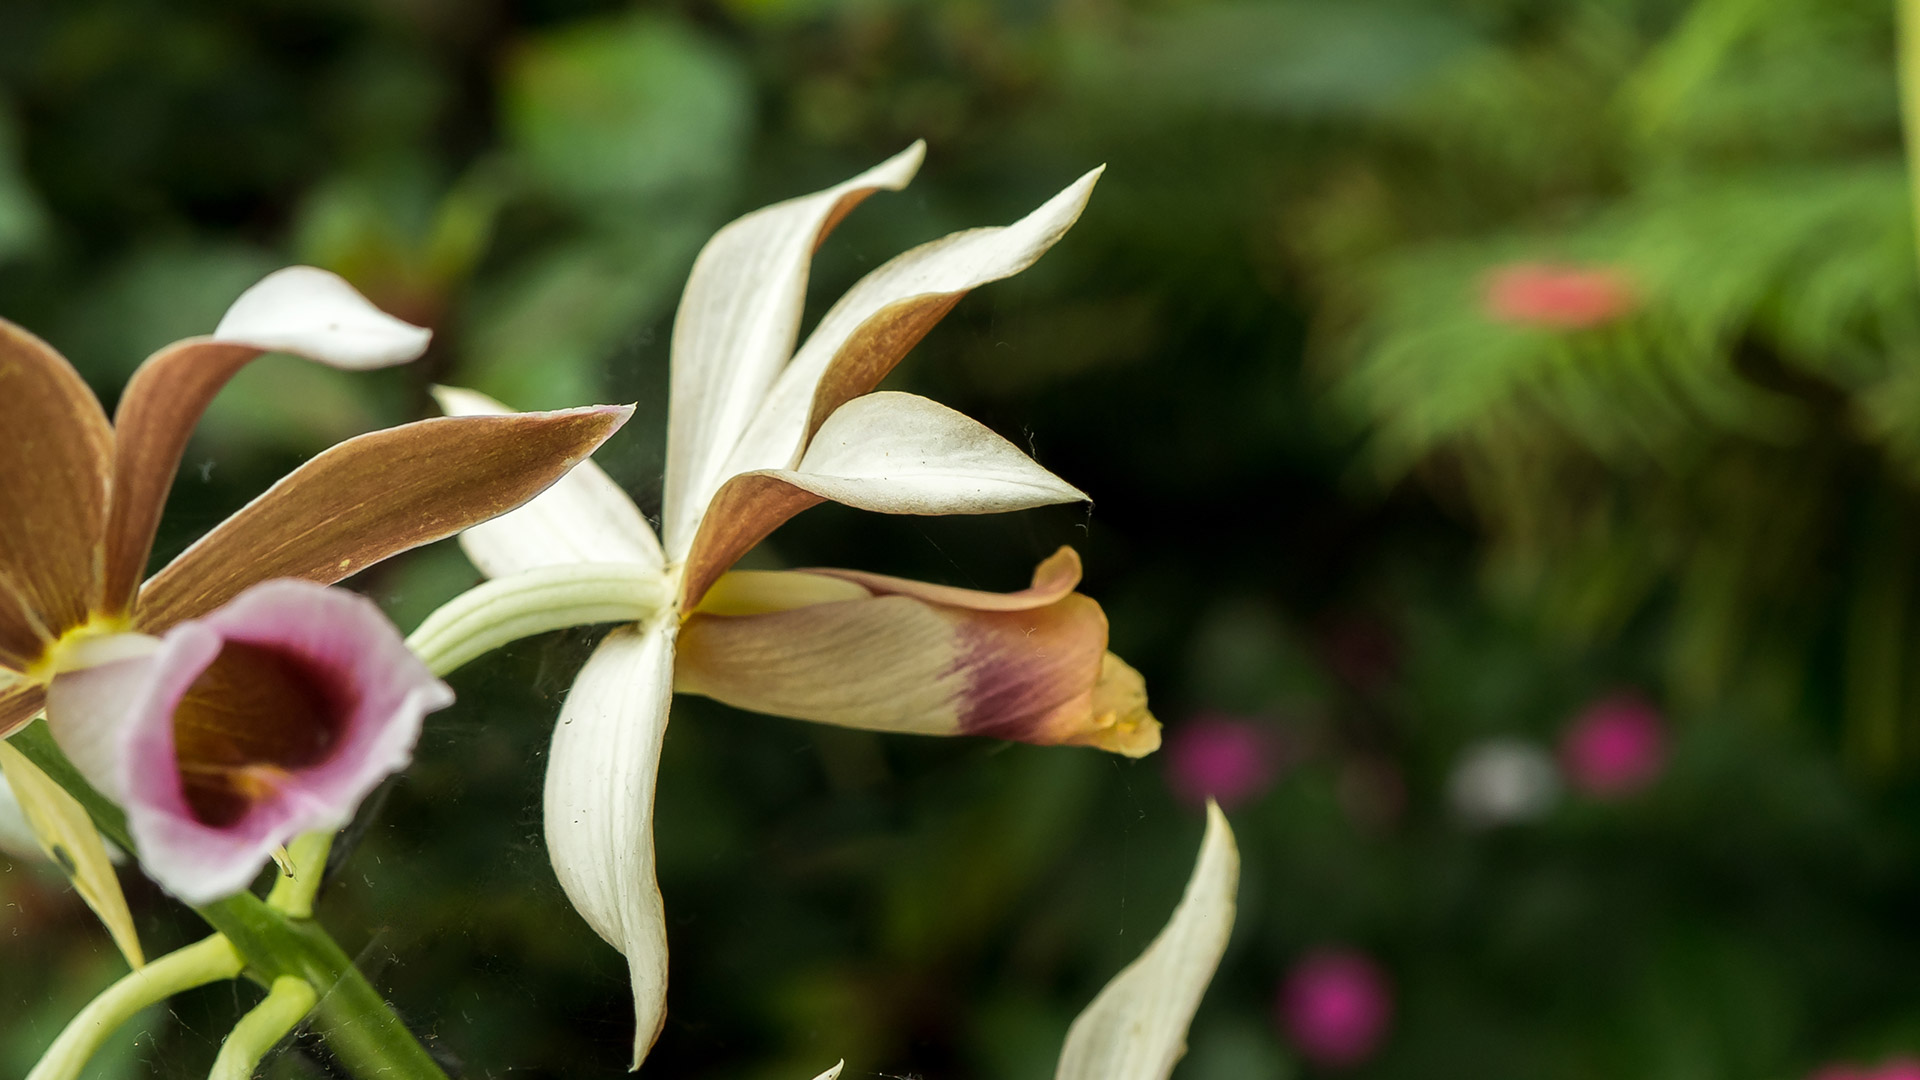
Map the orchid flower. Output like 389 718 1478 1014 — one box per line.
44 579 454 902
421 144 1160 1066
0 266 631 905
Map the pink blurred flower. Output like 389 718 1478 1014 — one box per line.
1483 262 1636 329
1559 693 1666 798
1165 714 1285 808
45 579 452 904
1278 948 1393 1067
1810 1059 1920 1080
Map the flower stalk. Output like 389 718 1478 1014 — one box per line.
26 935 244 1080
405 562 671 677
209 976 318 1080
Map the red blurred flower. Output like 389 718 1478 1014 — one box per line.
1559 693 1666 798
1278 948 1393 1067
1165 714 1286 809
1483 262 1636 329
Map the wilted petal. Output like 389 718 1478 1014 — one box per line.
543 621 676 1069
431 386 664 578
677 553 1159 756
679 393 1086 608
100 268 432 616
723 168 1103 480
134 407 633 632
663 143 925 555
46 581 451 904
0 680 46 740
0 740 145 967
0 320 112 668
1054 802 1239 1080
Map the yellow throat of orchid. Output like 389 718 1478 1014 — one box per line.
26 612 143 685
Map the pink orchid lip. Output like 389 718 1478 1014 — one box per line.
103 579 450 904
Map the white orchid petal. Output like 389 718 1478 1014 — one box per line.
791 391 1088 512
1055 802 1240 1080
430 385 664 578
678 393 1086 607
544 620 678 1069
809 1063 845 1080
212 266 431 369
723 168 1103 480
664 143 926 556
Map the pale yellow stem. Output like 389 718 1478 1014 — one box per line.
27 935 244 1080
208 975 318 1080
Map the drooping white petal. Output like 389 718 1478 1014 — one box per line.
722 168 1103 480
676 393 1087 606
212 266 432 369
663 143 925 556
790 391 1088 512
544 620 678 1069
808 1063 845 1080
431 386 664 578
1054 802 1240 1080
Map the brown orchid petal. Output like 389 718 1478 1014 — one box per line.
0 681 46 740
678 475 823 612
0 320 113 662
675 564 1160 757
133 407 633 632
98 340 259 617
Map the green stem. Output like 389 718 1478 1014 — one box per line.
196 892 450 1080
27 936 244 1080
209 976 318 1080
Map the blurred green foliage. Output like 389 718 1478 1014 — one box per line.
8 1 1920 1079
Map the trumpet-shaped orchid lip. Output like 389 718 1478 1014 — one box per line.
676 549 1160 757
63 580 450 904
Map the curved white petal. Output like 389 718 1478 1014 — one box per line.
664 143 926 556
431 385 664 578
790 391 1087 512
809 1063 845 1080
213 266 432 369
544 620 678 1069
1055 802 1240 1080
676 393 1086 606
722 168 1103 480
